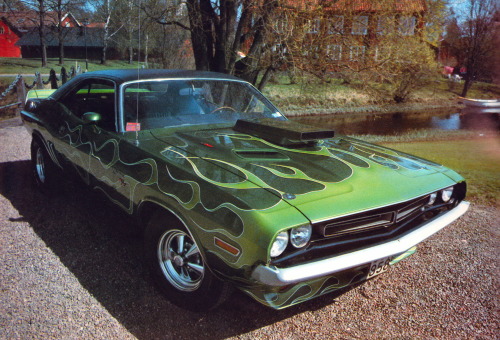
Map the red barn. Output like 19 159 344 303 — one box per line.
0 11 80 58
0 17 22 57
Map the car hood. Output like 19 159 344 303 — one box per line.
150 124 462 223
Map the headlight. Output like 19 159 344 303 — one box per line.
290 224 312 248
441 187 454 202
270 231 288 258
428 192 437 205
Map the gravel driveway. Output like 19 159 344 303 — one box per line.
0 125 498 339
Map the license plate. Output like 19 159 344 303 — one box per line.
367 256 393 279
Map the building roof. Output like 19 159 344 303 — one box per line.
0 11 79 32
16 27 107 48
0 16 22 36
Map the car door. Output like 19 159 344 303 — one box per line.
54 78 132 209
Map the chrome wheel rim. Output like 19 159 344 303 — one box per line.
157 229 204 292
35 147 46 183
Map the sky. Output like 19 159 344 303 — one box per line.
448 0 469 17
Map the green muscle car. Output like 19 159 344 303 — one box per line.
21 69 469 311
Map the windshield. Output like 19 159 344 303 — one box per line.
122 79 285 130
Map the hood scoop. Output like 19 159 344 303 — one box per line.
234 119 335 147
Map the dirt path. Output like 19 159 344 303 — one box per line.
0 125 498 339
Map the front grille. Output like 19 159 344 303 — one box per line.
270 182 466 267
319 196 429 240
271 195 456 267
321 212 394 237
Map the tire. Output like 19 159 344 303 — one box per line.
144 210 232 312
30 137 58 192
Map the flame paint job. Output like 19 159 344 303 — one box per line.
21 71 466 309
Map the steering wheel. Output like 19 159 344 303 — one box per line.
210 106 237 114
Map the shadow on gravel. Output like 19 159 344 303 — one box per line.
0 160 355 339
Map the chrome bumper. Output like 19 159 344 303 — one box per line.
251 201 470 287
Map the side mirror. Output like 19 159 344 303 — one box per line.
25 99 38 111
82 112 101 124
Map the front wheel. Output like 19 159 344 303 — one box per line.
144 210 232 311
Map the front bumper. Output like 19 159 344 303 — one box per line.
251 201 469 286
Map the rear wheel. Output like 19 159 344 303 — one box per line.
144 210 232 311
30 138 58 192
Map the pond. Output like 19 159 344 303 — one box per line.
290 108 500 135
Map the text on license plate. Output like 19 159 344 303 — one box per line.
367 256 393 279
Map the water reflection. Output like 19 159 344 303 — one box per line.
290 108 499 135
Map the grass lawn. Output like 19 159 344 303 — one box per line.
0 58 143 117
263 77 500 113
0 57 142 75
379 138 500 206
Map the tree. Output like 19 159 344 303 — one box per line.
141 0 281 88
46 0 76 65
10 0 85 66
269 0 440 102
36 0 48 67
424 0 449 46
133 0 443 96
449 0 498 96
89 0 123 64
99 0 113 64
0 0 29 11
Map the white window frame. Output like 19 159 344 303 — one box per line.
328 15 344 34
349 45 366 61
398 16 416 36
377 16 393 35
352 15 368 35
308 19 321 34
327 44 342 61
274 15 288 34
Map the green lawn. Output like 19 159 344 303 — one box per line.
379 138 500 206
0 57 142 74
0 58 144 104
263 76 500 113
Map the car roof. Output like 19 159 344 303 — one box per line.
76 69 243 84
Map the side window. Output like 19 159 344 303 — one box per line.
59 80 116 131
59 82 90 118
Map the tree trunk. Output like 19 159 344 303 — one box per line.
37 0 47 67
186 0 211 70
145 34 148 67
257 66 274 91
58 40 64 65
461 77 473 97
57 0 64 65
227 0 250 74
101 27 109 65
101 44 108 65
101 0 112 65
461 58 475 97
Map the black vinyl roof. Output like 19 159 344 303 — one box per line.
50 69 246 99
76 69 243 84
